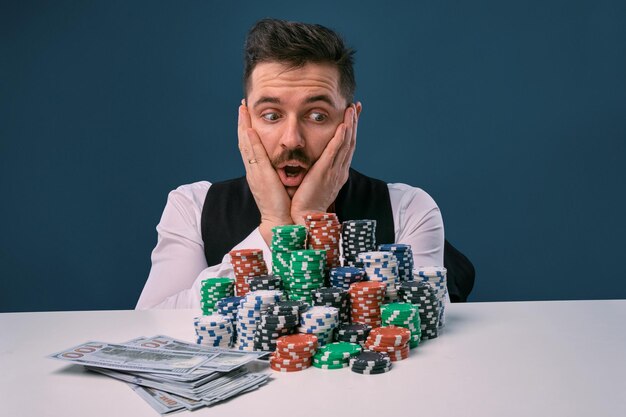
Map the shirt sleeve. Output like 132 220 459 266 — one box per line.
135 182 270 310
389 183 445 268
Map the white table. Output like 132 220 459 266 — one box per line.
1 300 625 417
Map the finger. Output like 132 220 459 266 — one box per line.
246 126 271 166
341 104 358 169
237 106 254 170
318 122 346 168
331 106 354 169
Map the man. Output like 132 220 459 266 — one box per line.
136 19 445 309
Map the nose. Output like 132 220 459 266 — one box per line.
279 114 305 150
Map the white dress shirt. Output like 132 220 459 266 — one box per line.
136 180 444 309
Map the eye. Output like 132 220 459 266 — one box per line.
261 112 281 122
309 112 327 122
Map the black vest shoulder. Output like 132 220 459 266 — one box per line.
200 168 395 267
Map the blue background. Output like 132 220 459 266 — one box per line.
2 0 625 312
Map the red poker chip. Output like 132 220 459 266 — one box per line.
369 326 411 342
353 319 382 327
350 295 383 302
274 351 313 360
304 212 338 221
350 303 381 311
351 314 381 321
276 334 318 350
270 362 311 372
365 344 406 354
349 282 386 290
270 353 312 366
230 248 264 257
351 311 381 318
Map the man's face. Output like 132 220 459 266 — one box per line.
246 62 349 198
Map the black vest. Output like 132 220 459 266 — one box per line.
200 168 475 302
200 168 394 267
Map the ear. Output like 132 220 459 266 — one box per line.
354 101 363 118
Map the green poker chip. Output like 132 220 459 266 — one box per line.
381 302 421 349
312 362 349 370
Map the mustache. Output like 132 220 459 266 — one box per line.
271 149 311 167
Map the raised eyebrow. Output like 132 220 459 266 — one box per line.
252 96 281 108
304 95 338 109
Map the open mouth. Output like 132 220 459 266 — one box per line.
277 162 308 188
284 165 305 177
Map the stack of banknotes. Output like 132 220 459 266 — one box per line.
49 335 271 415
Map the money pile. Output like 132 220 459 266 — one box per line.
49 335 271 415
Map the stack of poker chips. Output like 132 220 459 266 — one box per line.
350 350 392 375
335 323 371 346
270 333 318 372
298 306 339 347
378 244 414 282
304 212 341 272
235 290 283 351
396 281 440 340
414 267 448 327
229 249 268 296
330 267 365 290
348 281 386 327
194 314 234 348
358 251 399 302
381 302 421 349
253 313 297 352
341 220 376 267
215 296 243 341
312 341 362 370
365 326 411 362
286 249 326 304
271 225 307 281
200 278 235 315
312 287 350 323
252 300 306 352
249 275 283 291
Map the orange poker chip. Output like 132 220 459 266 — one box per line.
274 351 311 360
348 282 386 293
276 334 318 350
230 249 264 257
270 353 312 366
270 362 311 372
304 212 338 221
353 319 382 327
385 346 410 361
369 326 411 342
351 312 381 319
351 298 383 306
366 343 407 354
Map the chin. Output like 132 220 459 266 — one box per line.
286 187 297 199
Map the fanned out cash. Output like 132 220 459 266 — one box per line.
49 335 272 415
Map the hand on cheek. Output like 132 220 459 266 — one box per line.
237 104 293 245
290 104 358 224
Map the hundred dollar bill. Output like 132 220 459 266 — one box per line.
125 335 268 372
127 383 186 415
87 366 248 399
96 367 269 407
49 341 212 375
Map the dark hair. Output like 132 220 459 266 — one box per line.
243 19 356 104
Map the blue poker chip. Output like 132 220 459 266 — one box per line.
194 320 233 327
378 243 411 251
195 325 233 333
